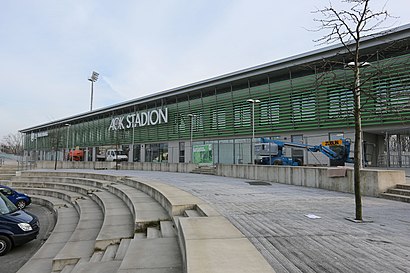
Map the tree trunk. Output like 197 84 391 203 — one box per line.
353 64 363 221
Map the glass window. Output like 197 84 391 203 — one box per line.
133 144 141 162
291 135 304 164
160 143 168 162
145 143 168 162
329 132 344 140
0 193 17 215
179 142 185 163
234 138 251 164
219 139 234 164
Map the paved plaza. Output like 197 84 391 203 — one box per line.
88 169 410 273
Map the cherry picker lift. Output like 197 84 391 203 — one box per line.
254 138 354 166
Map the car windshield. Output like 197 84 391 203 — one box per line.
0 192 18 215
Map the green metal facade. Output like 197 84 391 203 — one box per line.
23 49 410 151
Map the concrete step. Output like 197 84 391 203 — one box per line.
107 183 170 232
89 251 104 262
178 216 275 273
5 180 99 196
16 199 78 273
160 221 177 238
67 260 122 273
114 239 131 260
380 192 410 203
118 237 182 272
0 174 15 180
67 257 88 273
90 191 134 251
12 175 111 189
101 244 119 262
190 169 216 175
13 187 85 204
52 198 104 271
184 209 201 217
0 165 18 170
396 184 410 190
387 188 410 196
19 171 122 185
120 176 201 217
0 169 17 174
60 264 75 273
190 166 216 174
147 227 161 238
31 194 71 210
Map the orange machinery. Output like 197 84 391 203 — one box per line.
68 150 84 161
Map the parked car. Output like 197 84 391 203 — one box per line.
0 185 31 209
0 192 40 255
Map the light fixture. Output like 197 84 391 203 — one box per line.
65 124 71 161
345 61 371 68
88 71 99 111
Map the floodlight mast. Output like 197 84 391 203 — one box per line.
88 71 99 111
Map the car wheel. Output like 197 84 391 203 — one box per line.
16 200 27 209
0 235 12 256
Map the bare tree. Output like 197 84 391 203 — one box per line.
313 0 391 221
48 127 63 170
1 133 23 155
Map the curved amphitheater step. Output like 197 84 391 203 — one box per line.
16 196 78 273
106 182 170 232
0 164 18 180
13 170 275 273
9 172 184 273
8 185 105 272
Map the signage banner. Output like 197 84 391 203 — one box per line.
109 107 168 131
193 144 213 164
322 140 343 146
30 131 48 142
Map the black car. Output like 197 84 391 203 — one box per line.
0 192 39 255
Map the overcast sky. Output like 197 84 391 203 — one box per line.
1 0 409 140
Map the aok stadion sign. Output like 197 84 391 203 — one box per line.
108 108 168 131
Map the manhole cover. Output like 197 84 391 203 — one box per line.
246 181 271 186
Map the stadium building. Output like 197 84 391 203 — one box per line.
21 24 410 168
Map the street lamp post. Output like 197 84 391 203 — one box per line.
88 71 99 111
188 114 196 163
247 99 260 164
65 124 71 161
35 134 38 163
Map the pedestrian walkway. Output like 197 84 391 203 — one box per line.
80 169 410 273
